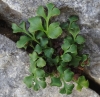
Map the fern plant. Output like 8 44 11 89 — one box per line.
12 3 89 95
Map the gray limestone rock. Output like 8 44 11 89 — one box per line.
0 0 100 26
0 0 23 24
0 0 100 92
0 34 100 97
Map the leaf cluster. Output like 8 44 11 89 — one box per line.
12 3 89 95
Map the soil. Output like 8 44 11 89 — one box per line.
0 19 20 42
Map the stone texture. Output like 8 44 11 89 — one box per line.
1 0 100 89
0 0 24 24
0 0 100 25
81 30 100 85
0 34 100 97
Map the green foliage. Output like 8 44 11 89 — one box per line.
50 77 62 87
47 22 62 39
16 35 31 48
70 55 82 67
60 84 74 94
61 53 72 62
64 68 74 82
23 75 33 88
36 57 46 67
68 15 79 23
44 47 54 58
76 76 89 91
12 3 89 95
12 22 26 33
28 16 44 32
75 35 85 44
34 44 42 54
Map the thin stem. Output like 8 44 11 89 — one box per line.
68 22 76 41
24 30 39 44
24 30 33 38
46 17 49 32
62 77 66 88
30 42 34 49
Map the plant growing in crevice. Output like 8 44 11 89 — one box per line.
12 3 89 95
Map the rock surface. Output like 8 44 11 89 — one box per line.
82 31 100 85
0 0 100 25
0 0 23 24
0 34 100 97
1 0 100 89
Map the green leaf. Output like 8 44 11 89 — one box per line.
33 83 40 91
12 22 26 33
50 77 62 87
60 22 69 29
38 80 47 88
19 21 26 30
81 54 88 67
82 55 88 62
16 36 31 48
53 56 60 65
36 31 45 39
61 39 70 53
59 87 66 94
68 22 80 39
60 61 68 67
33 78 46 91
60 84 74 95
35 68 45 78
44 48 54 58
40 37 48 47
70 56 81 67
57 65 66 74
64 36 73 44
65 84 74 94
28 16 44 32
68 15 79 23
75 35 85 44
76 76 89 91
12 23 22 33
23 75 33 88
37 6 46 19
36 57 46 67
67 44 77 54
47 22 62 39
61 53 72 62
34 44 42 54
46 3 60 19
39 77 45 81
64 68 74 82
29 51 38 62
29 59 37 73
29 52 38 73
